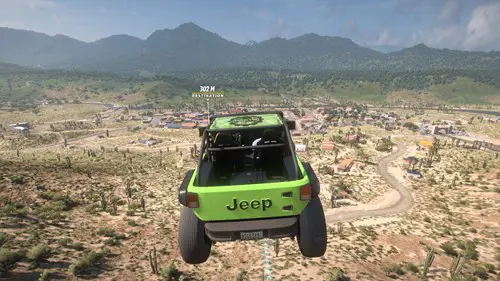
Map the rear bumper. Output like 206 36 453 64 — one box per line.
204 216 298 242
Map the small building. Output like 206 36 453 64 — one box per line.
321 142 336 151
419 140 433 148
13 126 29 134
347 134 360 142
138 139 158 146
9 122 30 129
165 123 181 129
181 122 197 129
403 156 418 163
338 158 354 172
295 144 307 152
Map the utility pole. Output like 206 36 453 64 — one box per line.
206 98 210 121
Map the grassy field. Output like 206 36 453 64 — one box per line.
2 69 500 109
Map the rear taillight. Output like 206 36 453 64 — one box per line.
186 192 199 208
300 184 312 201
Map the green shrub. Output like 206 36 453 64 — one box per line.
10 175 25 184
103 238 121 246
0 249 23 277
97 227 116 237
71 242 85 251
0 233 9 247
68 248 109 276
384 263 404 277
326 267 350 281
440 241 457 256
27 245 52 267
57 237 72 247
484 263 495 273
159 262 181 280
38 191 77 210
0 200 27 218
34 201 66 221
38 270 49 281
405 263 419 274
472 266 488 280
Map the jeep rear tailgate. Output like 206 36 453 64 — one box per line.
188 170 311 221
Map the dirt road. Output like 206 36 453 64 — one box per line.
325 143 414 223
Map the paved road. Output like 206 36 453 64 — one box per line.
325 143 414 223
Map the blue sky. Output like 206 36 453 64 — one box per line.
1 0 500 51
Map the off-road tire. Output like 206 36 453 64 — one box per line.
178 207 212 264
297 197 327 257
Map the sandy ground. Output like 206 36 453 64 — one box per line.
0 107 499 281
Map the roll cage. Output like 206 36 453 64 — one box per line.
195 111 300 186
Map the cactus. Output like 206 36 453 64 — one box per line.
57 153 60 161
123 151 126 158
16 149 20 157
337 222 344 236
140 197 146 212
125 184 133 198
106 129 109 137
149 247 158 274
422 247 435 281
450 253 466 277
111 200 117 214
100 193 107 211
65 156 71 168
274 239 280 257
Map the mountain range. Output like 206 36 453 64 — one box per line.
1 23 500 74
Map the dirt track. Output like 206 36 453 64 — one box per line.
325 143 414 223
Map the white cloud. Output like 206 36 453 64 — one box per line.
438 0 463 23
427 25 464 49
0 0 56 10
462 2 500 51
369 29 401 46
275 17 286 37
0 21 19 27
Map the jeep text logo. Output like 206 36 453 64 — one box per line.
226 198 272 211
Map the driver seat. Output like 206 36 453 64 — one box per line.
256 129 284 178
212 132 234 184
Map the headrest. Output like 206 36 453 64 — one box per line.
261 129 281 143
214 132 233 147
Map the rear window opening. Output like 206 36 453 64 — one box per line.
195 127 299 186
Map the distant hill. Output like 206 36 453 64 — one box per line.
1 23 500 74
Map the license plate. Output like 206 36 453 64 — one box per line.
240 231 263 240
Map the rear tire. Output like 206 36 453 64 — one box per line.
178 207 212 264
297 197 327 257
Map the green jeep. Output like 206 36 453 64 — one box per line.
178 111 327 264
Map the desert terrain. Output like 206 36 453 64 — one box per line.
1 104 499 281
